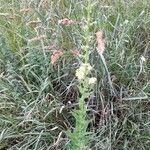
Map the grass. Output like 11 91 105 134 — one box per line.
0 0 150 149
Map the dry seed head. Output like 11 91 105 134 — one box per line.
51 50 64 65
96 31 105 55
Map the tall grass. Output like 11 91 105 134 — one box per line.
0 0 149 149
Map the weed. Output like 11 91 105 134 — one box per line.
0 0 149 149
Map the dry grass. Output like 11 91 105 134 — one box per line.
0 0 149 149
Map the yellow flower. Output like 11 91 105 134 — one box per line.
75 63 92 80
88 77 97 84
75 69 85 80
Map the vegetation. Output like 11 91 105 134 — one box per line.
0 0 149 149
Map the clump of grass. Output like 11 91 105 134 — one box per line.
0 0 150 150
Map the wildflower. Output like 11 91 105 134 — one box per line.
88 77 97 84
96 31 105 55
75 63 92 80
75 69 85 80
82 63 92 72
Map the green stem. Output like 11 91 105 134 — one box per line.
84 4 91 64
